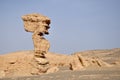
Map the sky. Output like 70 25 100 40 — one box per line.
0 0 120 54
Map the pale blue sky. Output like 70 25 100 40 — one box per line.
0 0 120 54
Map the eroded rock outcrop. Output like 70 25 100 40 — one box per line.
22 13 51 74
0 49 118 78
46 52 111 71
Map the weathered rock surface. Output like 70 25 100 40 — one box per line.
22 13 51 74
22 13 50 32
0 48 120 78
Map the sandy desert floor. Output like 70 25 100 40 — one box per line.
1 66 120 80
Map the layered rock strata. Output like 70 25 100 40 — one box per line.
22 13 51 73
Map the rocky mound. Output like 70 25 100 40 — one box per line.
0 48 120 78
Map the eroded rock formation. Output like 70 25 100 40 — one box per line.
22 13 51 73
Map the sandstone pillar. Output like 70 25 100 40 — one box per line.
22 13 51 73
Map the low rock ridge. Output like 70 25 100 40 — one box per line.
0 48 120 78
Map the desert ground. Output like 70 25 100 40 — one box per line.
0 48 120 80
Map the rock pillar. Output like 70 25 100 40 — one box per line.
22 13 51 73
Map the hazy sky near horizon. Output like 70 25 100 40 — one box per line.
0 0 120 54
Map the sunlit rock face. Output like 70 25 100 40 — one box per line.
22 13 51 73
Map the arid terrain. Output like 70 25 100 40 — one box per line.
0 48 120 80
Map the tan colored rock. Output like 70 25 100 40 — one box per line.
0 48 119 78
30 57 49 74
47 66 59 74
90 58 112 67
22 13 51 73
22 13 51 57
0 71 5 78
33 36 50 58
34 57 49 65
22 13 50 32
69 54 84 70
